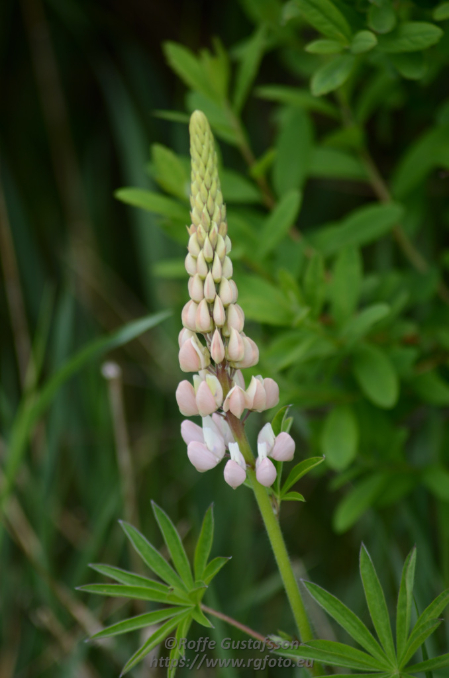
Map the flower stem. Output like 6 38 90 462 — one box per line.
201 604 269 644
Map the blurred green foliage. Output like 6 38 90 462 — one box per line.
1 0 449 675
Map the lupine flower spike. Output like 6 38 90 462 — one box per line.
176 110 296 487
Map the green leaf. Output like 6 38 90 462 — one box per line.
396 547 417 661
311 56 355 97
121 613 190 676
353 344 399 409
119 521 187 592
190 606 214 628
310 203 404 256
390 52 427 80
152 503 194 589
359 545 396 662
293 0 352 42
304 252 326 317
368 1 396 34
282 491 306 501
434 3 449 21
271 405 292 436
186 92 238 145
89 564 169 590
151 144 189 200
163 42 216 101
414 588 449 629
305 39 343 54
351 31 378 54
273 109 313 196
202 556 231 585
153 259 187 279
422 465 449 501
340 303 390 343
331 246 362 324
412 371 449 406
400 619 442 667
233 25 267 112
90 607 190 640
236 274 295 326
258 190 302 258
255 84 339 117
321 405 359 471
378 23 443 53
282 457 325 495
274 640 387 671
115 188 187 222
303 581 387 663
333 472 389 533
310 147 367 181
406 653 449 674
194 505 214 581
78 584 184 604
220 168 262 203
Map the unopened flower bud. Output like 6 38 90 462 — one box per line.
219 277 233 306
203 236 214 262
181 300 198 331
223 385 246 418
188 441 220 472
256 456 277 487
212 253 222 282
216 235 226 261
219 221 227 237
263 378 280 409
179 337 205 372
196 299 213 333
203 416 226 459
229 280 238 303
185 253 197 276
197 224 206 247
271 432 295 462
224 460 246 489
258 423 276 455
212 413 235 446
209 223 218 248
191 208 201 227
222 256 233 279
178 328 195 347
211 295 225 327
205 375 223 406
196 250 208 278
245 376 267 412
181 420 203 445
225 236 232 254
234 337 259 368
196 380 219 416
176 381 199 416
188 274 204 303
227 304 245 332
211 329 225 363
226 328 245 362
201 207 211 231
204 272 216 303
188 233 201 257
233 370 245 390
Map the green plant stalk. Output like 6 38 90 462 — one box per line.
225 411 319 675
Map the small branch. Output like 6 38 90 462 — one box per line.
201 605 269 644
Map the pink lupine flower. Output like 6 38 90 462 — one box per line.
176 381 199 416
271 432 295 462
224 442 247 489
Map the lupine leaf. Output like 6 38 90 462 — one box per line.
321 405 359 471
236 274 295 326
115 188 187 221
293 0 352 42
273 109 313 196
271 405 291 436
304 640 389 671
151 502 194 589
396 547 417 661
341 304 390 343
333 472 389 533
368 1 396 34
120 613 191 676
273 641 387 671
303 581 388 663
353 344 399 409
151 144 189 200
330 246 362 324
282 457 325 495
233 25 267 113
400 619 442 667
89 564 169 591
378 23 443 53
351 31 377 54
304 252 326 317
255 84 339 116
310 147 367 180
359 545 396 662
194 505 214 581
119 521 188 592
90 607 190 640
163 42 216 101
78 584 186 605
190 606 214 628
257 190 302 258
311 56 355 97
282 491 306 502
202 556 231 584
411 588 449 635
406 653 449 673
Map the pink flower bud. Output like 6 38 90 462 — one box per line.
188 233 201 257
212 253 222 282
203 236 214 262
212 413 235 447
178 328 195 348
257 423 276 455
263 378 280 409
197 224 206 247
223 385 246 419
196 299 213 333
176 381 199 416
227 304 244 332
204 272 216 303
209 223 218 248
196 380 219 416
216 235 226 261
225 236 232 254
188 274 204 303
224 460 246 489
256 457 277 487
181 300 198 331
213 296 226 327
187 441 220 472
222 256 233 279
234 337 259 368
211 329 225 363
229 280 238 303
226 328 245 361
271 432 295 462
233 370 245 390
196 251 208 278
205 375 223 406
181 420 203 445
185 253 197 276
219 277 233 306
179 339 202 372
245 376 267 412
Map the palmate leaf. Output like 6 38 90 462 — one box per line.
90 607 190 641
400 619 442 667
77 583 189 605
273 639 388 671
406 653 449 673
88 563 170 590
281 457 325 496
194 504 214 581
396 547 417 661
151 502 194 589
